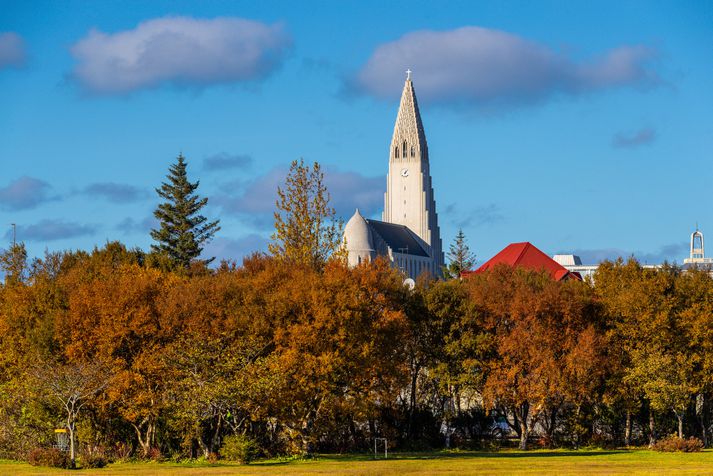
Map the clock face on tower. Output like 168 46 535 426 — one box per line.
400 168 409 177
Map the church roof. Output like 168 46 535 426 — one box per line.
468 242 580 281
366 219 429 257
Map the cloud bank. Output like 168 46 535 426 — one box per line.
116 216 158 234
70 16 291 94
9 219 96 242
203 153 253 172
447 202 504 228
0 32 26 69
202 234 269 263
0 177 57 211
83 182 149 203
612 127 657 148
559 242 688 265
215 166 384 228
349 27 659 108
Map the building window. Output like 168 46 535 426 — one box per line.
358 256 362 265
394 146 399 158
411 146 415 157
403 141 407 159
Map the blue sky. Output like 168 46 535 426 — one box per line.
1 0 712 265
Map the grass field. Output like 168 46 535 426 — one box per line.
3 449 713 475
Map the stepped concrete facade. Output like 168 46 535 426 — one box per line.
344 73 444 279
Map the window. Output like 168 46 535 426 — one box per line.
394 146 399 158
411 146 415 157
358 256 362 265
403 141 407 159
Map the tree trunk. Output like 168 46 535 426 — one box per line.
518 402 530 450
68 424 76 469
624 410 632 447
677 413 684 439
648 413 655 447
519 420 528 450
210 413 223 455
132 419 155 457
407 362 421 439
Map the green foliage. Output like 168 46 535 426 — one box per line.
269 159 343 269
151 154 220 268
220 435 259 464
443 229 475 279
652 435 704 452
26 447 70 468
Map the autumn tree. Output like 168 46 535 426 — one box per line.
151 154 220 268
443 229 475 279
32 361 110 468
264 257 409 454
467 265 605 450
594 260 694 445
423 279 490 447
0 242 27 285
269 159 343 269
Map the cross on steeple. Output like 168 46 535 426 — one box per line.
406 69 412 81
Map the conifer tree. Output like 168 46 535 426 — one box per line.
269 159 343 269
443 229 475 279
151 154 220 268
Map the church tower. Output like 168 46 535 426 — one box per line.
383 71 443 270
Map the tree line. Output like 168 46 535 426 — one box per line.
1 155 712 464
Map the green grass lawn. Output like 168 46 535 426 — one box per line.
3 449 713 475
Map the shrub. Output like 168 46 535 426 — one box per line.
27 447 71 468
147 446 163 461
80 446 108 468
652 435 704 452
111 442 132 462
220 435 259 464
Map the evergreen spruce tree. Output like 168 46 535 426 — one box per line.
150 154 220 268
443 228 475 279
269 159 343 269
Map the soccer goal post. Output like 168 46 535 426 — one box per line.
374 437 388 459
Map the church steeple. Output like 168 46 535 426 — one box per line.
390 73 428 164
382 71 443 275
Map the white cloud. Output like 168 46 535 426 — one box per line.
0 32 26 69
349 27 659 108
70 16 291 94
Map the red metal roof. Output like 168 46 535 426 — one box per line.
466 242 580 281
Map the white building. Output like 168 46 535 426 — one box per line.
343 72 444 279
553 227 713 280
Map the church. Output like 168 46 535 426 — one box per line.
343 72 444 279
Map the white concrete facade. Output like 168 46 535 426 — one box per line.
344 74 444 279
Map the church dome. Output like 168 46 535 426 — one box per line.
344 209 374 252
